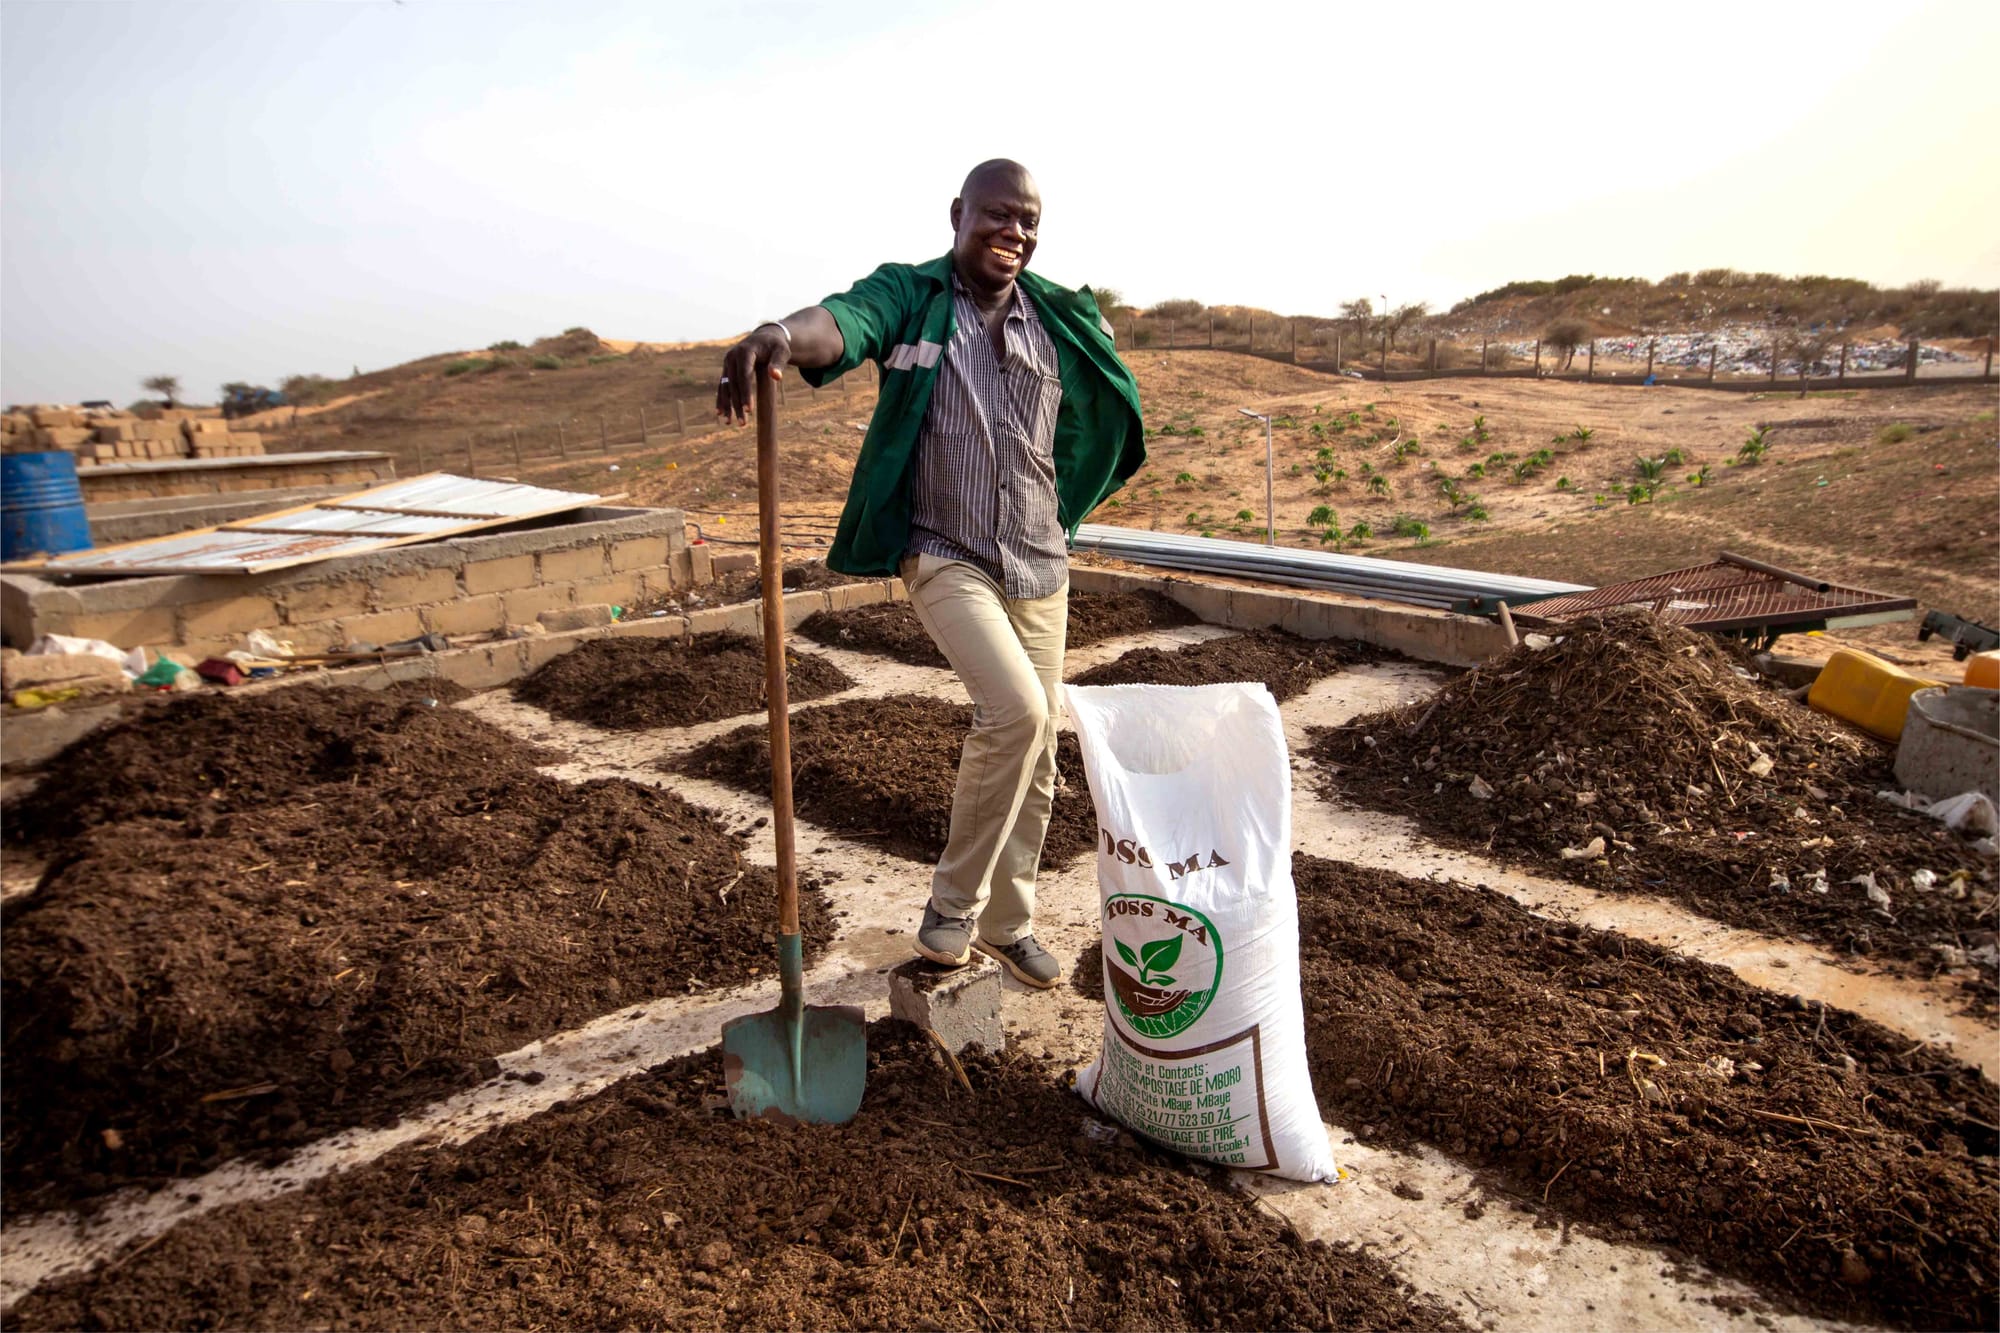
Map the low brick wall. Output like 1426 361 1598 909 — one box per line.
75 451 395 503
1 505 699 658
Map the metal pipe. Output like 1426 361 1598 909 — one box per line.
1074 525 1583 601
1718 550 1831 594
1238 408 1275 547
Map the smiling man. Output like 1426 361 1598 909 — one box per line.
716 159 1144 988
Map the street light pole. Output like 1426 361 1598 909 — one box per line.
1238 408 1274 546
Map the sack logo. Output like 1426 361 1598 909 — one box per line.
1103 894 1223 1039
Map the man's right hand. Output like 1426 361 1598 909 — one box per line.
716 325 791 425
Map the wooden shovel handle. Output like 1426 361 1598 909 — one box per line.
756 373 799 937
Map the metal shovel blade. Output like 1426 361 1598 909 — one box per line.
722 935 867 1125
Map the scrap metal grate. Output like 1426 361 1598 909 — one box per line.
1499 552 1917 637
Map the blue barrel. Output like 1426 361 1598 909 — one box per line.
1 451 94 562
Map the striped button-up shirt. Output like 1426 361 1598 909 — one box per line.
906 277 1067 599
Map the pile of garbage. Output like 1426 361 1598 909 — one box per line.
1490 325 1974 377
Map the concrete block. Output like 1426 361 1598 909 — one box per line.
39 427 91 448
420 593 507 638
337 608 427 647
825 581 890 611
521 629 590 675
711 550 756 576
178 596 280 644
538 604 616 633
93 422 140 443
610 535 669 573
888 956 1005 1056
783 590 832 628
2 650 125 692
689 542 713 585
60 607 179 649
502 585 574 625
434 640 530 692
685 602 762 638
464 554 535 595
282 579 373 622
569 574 641 609
1 699 123 772
374 567 458 608
539 544 608 585
230 432 262 451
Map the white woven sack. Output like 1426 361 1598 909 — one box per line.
1068 681 1337 1182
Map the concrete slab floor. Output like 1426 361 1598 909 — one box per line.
1 624 1972 1331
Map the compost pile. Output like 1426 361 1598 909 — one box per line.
672 695 1097 869
1292 857 1998 1332
513 632 852 730
798 602 946 667
9 1025 1464 1332
1309 614 1996 974
2 686 828 1215
1071 627 1377 701
796 589 1205 670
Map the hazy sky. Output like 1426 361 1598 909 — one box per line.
5 0 1997 406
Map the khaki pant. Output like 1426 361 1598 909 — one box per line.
899 553 1067 945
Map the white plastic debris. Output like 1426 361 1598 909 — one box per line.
1467 775 1496 801
1911 869 1938 893
1560 836 1607 861
1878 788 1998 837
1807 869 1829 894
1747 755 1775 779
1850 873 1892 910
27 633 147 677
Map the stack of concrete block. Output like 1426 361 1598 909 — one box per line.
2 406 98 456
182 417 264 459
0 404 267 465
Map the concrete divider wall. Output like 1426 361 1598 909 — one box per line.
1 505 698 659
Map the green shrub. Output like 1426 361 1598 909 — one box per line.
1307 504 1337 528
1389 513 1429 539
1235 508 1254 521
531 355 563 370
1877 423 1914 444
488 339 524 352
587 353 623 365
444 359 485 377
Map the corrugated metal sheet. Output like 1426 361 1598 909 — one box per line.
13 474 608 577
1504 554 1917 635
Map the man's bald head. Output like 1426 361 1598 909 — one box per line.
960 158 1035 199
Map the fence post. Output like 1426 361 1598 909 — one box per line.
1838 345 1848 382
511 429 522 466
1427 337 1437 373
1480 338 1489 376
1586 341 1595 381
1708 346 1718 383
1168 322 1175 350
1905 337 1919 382
1332 332 1341 370
465 436 477 478
639 408 648 444
558 422 567 457
1290 320 1298 362
1768 344 1779 383
1645 340 1655 382
674 399 685 434
1208 313 1214 348
1379 331 1388 377
1534 340 1541 376
599 415 608 452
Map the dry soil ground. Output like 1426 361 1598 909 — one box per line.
439 350 1995 674
1 596 1993 1331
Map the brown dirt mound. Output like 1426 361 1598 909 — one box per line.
796 590 1207 669
1066 588 1203 645
627 560 871 616
1070 627 1375 700
513 632 853 730
1295 856 1998 1332
1 687 829 1216
798 601 946 666
1307 614 1995 985
672 695 1096 869
1072 939 1106 1001
10 1025 1466 1333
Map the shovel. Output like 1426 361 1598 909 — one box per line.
721 370 867 1125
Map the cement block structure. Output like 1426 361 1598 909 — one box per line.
1 504 699 660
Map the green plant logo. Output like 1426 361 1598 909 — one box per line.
1102 894 1223 1039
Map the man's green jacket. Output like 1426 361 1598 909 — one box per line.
799 254 1145 578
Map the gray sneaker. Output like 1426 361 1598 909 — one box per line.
975 935 1061 989
915 900 975 967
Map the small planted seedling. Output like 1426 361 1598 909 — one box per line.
1555 476 1575 491
1688 464 1713 487
1307 504 1338 529
1346 520 1371 543
1633 456 1668 482
1389 513 1430 539
1465 502 1490 521
1235 508 1255 522
1175 470 1194 485
1367 474 1392 497
1662 446 1687 466
1571 425 1594 443
1736 427 1770 464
